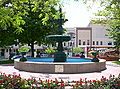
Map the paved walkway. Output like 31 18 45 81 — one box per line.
0 61 120 81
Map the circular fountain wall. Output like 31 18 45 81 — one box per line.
14 58 106 73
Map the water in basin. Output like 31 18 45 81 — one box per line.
27 57 91 62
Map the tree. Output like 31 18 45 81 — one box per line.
0 0 64 57
85 0 120 58
0 0 25 47
73 47 84 54
45 47 56 57
84 0 120 48
10 0 64 57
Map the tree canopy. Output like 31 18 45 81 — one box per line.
85 0 120 48
0 0 25 47
0 0 66 57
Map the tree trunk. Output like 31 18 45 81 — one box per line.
31 42 34 57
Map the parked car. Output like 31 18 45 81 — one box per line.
40 53 48 57
11 55 22 60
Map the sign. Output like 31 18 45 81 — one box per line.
55 65 64 72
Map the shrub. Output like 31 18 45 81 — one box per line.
73 47 84 54
89 50 99 62
18 46 30 53
0 72 120 89
45 48 56 54
20 57 27 62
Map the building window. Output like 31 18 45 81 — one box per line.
108 42 112 45
6 49 8 52
83 41 85 45
96 41 99 45
15 43 17 46
114 42 116 45
70 42 72 46
64 42 66 46
14 49 16 52
52 43 54 47
79 40 81 45
72 42 74 46
87 40 89 45
68 42 69 46
100 41 103 45
93 41 95 45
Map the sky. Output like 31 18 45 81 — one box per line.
61 0 100 28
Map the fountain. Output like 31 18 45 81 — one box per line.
47 35 70 62
47 7 71 62
14 7 106 73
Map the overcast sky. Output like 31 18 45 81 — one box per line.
61 0 100 28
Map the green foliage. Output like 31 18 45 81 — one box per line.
20 57 27 62
90 0 120 48
0 60 14 64
91 19 108 24
113 61 120 65
11 0 63 57
45 48 56 54
89 50 99 57
0 73 120 89
18 46 30 53
73 47 84 54
0 0 25 47
0 0 64 57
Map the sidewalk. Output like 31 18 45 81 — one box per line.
0 61 120 81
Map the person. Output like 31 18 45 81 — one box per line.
80 52 85 58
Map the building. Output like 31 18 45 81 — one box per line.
0 24 115 59
64 24 115 57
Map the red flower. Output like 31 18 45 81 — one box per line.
55 78 58 84
89 80 92 83
0 80 3 84
40 80 43 84
60 82 64 87
8 74 11 77
93 80 96 83
79 81 83 85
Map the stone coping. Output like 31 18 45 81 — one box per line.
14 59 106 74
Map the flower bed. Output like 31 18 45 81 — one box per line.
0 72 120 89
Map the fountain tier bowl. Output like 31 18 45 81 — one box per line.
14 58 106 73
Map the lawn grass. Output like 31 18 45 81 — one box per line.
0 60 14 64
113 61 120 65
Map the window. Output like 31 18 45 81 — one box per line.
79 40 81 45
68 42 69 46
100 41 103 45
28 43 31 46
114 42 116 45
15 43 17 46
83 41 85 45
70 42 72 46
108 42 112 45
72 42 74 46
52 43 54 47
93 41 95 45
9 49 11 52
14 49 16 52
87 40 89 45
6 49 8 52
96 41 99 45
64 42 66 46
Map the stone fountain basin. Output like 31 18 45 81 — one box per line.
47 35 71 42
14 59 106 74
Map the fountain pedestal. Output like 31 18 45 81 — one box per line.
47 35 71 62
54 51 66 62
